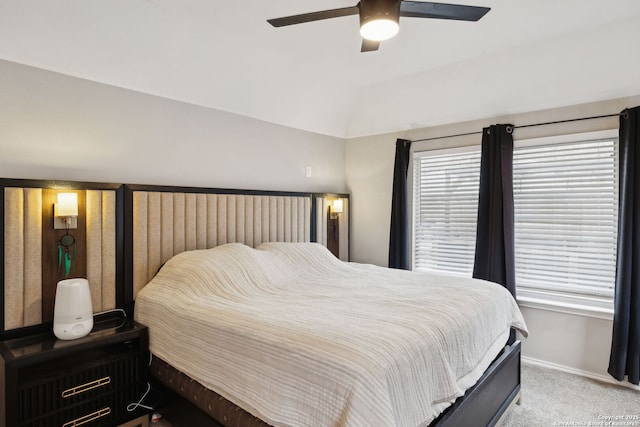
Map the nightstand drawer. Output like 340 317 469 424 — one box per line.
19 345 140 421
20 383 142 427
19 345 142 421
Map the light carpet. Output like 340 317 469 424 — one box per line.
501 362 639 426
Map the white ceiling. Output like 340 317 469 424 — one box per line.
1 0 639 138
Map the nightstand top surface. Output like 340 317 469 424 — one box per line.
0 316 146 363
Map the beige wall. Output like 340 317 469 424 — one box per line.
518 306 614 378
0 59 346 193
345 94 640 381
345 131 403 266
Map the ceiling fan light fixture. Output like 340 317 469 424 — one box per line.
359 18 399 41
359 0 401 41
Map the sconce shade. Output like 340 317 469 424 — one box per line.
55 193 78 217
332 199 344 214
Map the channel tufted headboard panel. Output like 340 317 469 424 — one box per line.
131 190 312 299
84 190 117 314
4 188 42 330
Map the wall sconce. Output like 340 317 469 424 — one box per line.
330 199 343 218
54 192 78 230
54 192 78 277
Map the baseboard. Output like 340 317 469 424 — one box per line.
522 356 640 391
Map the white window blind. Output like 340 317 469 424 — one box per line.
513 138 618 299
413 148 480 276
412 135 618 309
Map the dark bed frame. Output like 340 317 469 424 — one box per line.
433 340 521 427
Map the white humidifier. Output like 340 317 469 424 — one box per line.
53 278 93 340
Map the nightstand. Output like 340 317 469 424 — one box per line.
0 315 149 427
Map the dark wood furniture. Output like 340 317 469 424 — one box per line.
0 315 149 427
327 213 340 258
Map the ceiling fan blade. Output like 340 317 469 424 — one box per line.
400 1 490 21
267 6 360 27
361 39 380 52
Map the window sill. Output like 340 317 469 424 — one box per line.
517 295 614 321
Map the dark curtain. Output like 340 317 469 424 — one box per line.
472 124 516 297
608 106 640 385
388 139 412 270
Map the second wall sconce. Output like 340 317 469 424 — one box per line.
330 199 343 218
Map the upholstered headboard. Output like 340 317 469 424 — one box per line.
1 179 122 339
125 186 314 301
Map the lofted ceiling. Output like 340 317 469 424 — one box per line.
1 0 639 138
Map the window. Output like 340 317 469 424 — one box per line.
513 136 618 309
412 131 618 313
412 147 480 276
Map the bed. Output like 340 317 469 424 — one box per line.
134 241 528 427
0 180 527 426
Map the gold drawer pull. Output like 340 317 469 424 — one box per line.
62 407 111 427
61 376 111 398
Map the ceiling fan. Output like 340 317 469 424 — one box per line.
267 0 490 52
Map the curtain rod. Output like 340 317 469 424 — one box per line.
411 112 622 143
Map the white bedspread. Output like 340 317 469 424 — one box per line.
135 242 528 427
